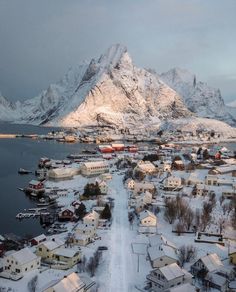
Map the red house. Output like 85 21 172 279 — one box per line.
28 180 44 192
58 207 75 221
30 234 47 246
112 143 125 151
98 145 114 153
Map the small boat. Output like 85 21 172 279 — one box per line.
29 192 38 198
18 187 24 192
18 168 32 175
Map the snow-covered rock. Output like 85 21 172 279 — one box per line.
160 68 236 126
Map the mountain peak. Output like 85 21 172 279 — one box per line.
98 44 129 69
161 67 195 85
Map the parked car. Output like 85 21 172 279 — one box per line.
98 246 108 250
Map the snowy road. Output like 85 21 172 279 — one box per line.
108 174 135 292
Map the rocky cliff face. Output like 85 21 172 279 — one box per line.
160 68 236 126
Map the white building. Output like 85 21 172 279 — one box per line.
42 272 95 292
146 263 193 291
148 244 178 268
0 247 40 280
133 182 155 196
136 161 157 174
83 210 99 228
138 210 157 234
80 161 109 176
126 179 135 190
164 176 182 190
48 167 79 180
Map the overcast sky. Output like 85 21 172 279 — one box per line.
0 0 236 102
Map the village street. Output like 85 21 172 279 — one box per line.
107 174 136 292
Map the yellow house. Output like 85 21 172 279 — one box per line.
53 248 81 269
36 238 64 260
229 251 236 265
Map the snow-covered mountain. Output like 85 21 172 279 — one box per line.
160 68 236 126
1 44 192 128
0 44 235 138
0 93 17 121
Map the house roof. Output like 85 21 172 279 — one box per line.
200 253 223 272
83 210 99 221
159 263 185 280
169 283 196 292
148 244 178 262
43 272 86 292
139 210 156 221
53 248 79 258
40 238 64 251
10 247 38 265
82 161 108 168
32 234 46 242
29 180 42 185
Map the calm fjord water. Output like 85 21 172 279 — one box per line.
0 123 93 237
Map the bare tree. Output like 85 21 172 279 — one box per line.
175 221 185 236
164 198 177 224
201 201 213 231
218 217 225 234
86 257 96 277
184 207 194 230
219 195 225 206
178 245 197 267
28 275 38 292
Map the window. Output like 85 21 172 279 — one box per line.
16 269 20 273
39 248 42 251
25 268 28 271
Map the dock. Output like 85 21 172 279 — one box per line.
0 134 17 139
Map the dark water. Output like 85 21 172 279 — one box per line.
0 123 95 237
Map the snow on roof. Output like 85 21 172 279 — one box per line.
32 234 46 242
159 263 185 280
83 210 99 220
139 210 156 220
206 272 227 286
149 234 163 246
82 160 108 168
169 283 196 292
41 238 64 251
53 248 79 258
148 244 178 261
29 180 42 185
200 253 223 272
10 247 38 265
44 272 85 292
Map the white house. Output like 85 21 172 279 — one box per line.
42 272 95 292
0 247 41 280
48 168 79 180
83 211 99 228
191 253 224 276
133 182 155 196
169 283 196 292
80 161 109 176
138 210 157 234
98 180 108 194
146 263 193 291
126 179 135 190
148 244 178 268
164 176 182 190
136 161 157 174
